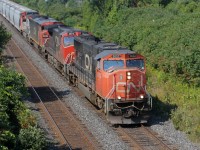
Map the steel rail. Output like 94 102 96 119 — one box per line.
6 39 72 149
141 125 177 150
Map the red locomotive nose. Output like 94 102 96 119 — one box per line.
126 70 146 99
114 69 146 101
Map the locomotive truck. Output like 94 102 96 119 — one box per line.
0 0 152 124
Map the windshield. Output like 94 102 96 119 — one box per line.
63 37 74 47
104 60 124 71
126 59 144 70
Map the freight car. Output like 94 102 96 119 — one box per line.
0 0 152 124
0 0 38 32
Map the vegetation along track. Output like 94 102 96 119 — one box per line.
6 38 101 150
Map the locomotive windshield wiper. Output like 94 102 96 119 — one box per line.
106 66 122 73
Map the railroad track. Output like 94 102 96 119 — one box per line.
114 124 178 150
6 38 101 150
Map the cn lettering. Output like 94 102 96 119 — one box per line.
116 82 142 93
85 54 92 72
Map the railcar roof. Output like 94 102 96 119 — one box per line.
2 0 37 13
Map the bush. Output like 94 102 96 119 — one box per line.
0 131 16 149
0 66 45 149
147 66 200 143
18 126 47 150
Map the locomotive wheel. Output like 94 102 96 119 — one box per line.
97 97 104 109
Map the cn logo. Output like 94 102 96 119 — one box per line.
116 82 142 93
55 36 59 47
33 27 36 36
85 54 92 72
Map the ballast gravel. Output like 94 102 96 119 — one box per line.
1 15 200 150
150 117 200 150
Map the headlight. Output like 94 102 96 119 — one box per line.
140 95 144 99
117 96 121 100
127 76 131 80
127 72 131 76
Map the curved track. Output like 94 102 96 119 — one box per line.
6 38 101 150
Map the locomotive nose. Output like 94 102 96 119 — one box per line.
115 70 146 100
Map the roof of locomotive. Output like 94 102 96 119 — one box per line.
75 34 98 44
27 14 40 19
93 42 127 50
75 34 136 60
94 50 135 60
32 16 59 25
75 34 124 50
75 34 128 50
53 25 85 36
43 24 64 31
53 25 73 35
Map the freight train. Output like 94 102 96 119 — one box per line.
0 0 152 124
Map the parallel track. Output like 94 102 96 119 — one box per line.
6 38 101 150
